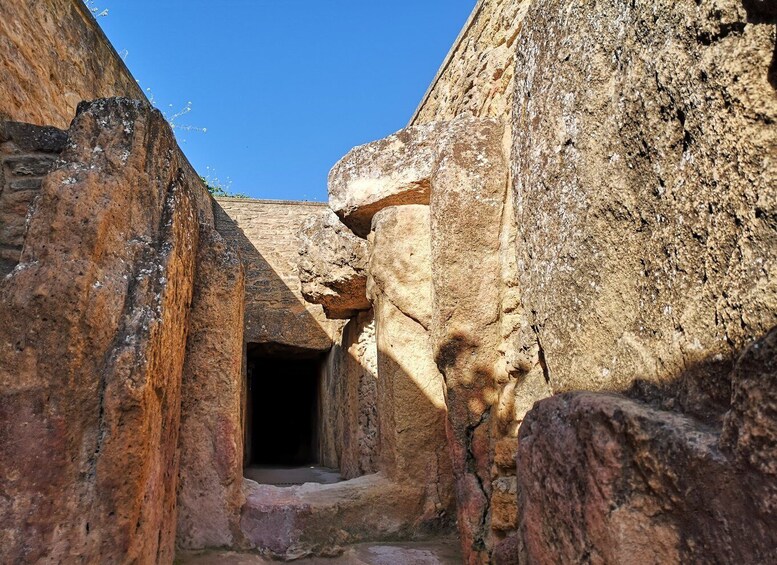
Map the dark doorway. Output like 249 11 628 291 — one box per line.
245 344 322 467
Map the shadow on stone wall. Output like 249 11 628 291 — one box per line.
212 200 334 353
742 0 777 89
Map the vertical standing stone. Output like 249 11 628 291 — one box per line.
0 99 199 564
176 227 246 550
429 117 509 564
368 204 454 524
319 309 378 479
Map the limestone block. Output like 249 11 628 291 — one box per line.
240 475 443 559
492 437 518 473
319 310 378 479
367 205 434 330
328 122 446 236
489 477 518 532
0 98 199 564
512 0 777 415
429 117 508 564
516 391 777 563
176 227 246 550
298 209 370 319
367 205 454 522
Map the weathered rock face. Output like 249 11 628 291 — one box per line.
368 205 455 524
0 0 145 128
722 326 777 476
516 349 777 564
512 0 777 416
411 0 531 125
368 205 434 331
319 309 379 479
176 227 246 550
329 122 445 236
298 209 370 319
0 122 68 275
504 2 777 561
0 98 199 563
328 115 534 562
429 118 513 563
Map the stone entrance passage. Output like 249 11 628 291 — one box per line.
245 344 322 467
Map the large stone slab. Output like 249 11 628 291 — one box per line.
511 0 777 416
240 475 447 560
429 117 510 564
177 227 246 550
368 205 454 523
0 98 199 563
329 122 445 236
516 385 777 563
319 310 379 479
298 209 370 319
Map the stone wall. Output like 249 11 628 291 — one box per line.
213 198 342 352
0 99 202 564
0 99 246 563
410 0 529 126
0 122 68 275
319 310 378 479
177 228 246 551
0 0 144 129
508 1 777 560
511 0 777 411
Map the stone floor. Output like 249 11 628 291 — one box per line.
176 539 462 564
243 465 343 486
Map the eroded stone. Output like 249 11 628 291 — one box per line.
177 227 246 550
0 98 199 563
516 391 777 563
329 122 446 236
298 209 370 319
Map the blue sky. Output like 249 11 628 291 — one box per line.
94 1 476 201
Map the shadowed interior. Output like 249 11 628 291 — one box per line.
245 344 323 467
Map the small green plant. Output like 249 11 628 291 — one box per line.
200 170 249 199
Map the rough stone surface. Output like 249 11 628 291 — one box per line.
722 325 777 475
298 209 370 319
0 98 199 564
177 227 246 550
516 389 777 564
368 205 434 330
368 205 455 525
512 0 777 416
429 118 510 564
411 0 531 125
319 310 379 479
0 0 145 129
328 122 445 236
178 538 462 565
214 199 342 352
240 475 451 560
